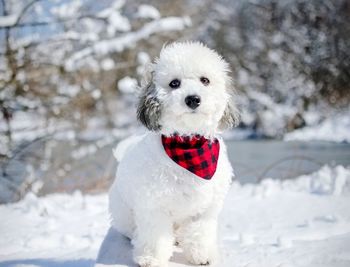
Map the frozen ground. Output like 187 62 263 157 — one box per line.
0 165 350 267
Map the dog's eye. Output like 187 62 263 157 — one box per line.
169 79 181 89
200 77 210 85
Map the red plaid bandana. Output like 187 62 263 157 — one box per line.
161 134 220 180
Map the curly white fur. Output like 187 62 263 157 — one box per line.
109 42 239 267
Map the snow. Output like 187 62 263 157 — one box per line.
285 111 350 143
57 83 81 97
97 1 131 35
117 76 137 94
0 111 47 148
137 52 151 66
137 5 161 20
51 1 83 19
246 90 297 137
1 165 350 266
91 89 102 100
66 16 191 70
100 58 115 71
0 15 18 27
0 191 109 266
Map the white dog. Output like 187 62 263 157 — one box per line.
109 42 239 267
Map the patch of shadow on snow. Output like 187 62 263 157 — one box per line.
96 227 136 266
96 227 189 266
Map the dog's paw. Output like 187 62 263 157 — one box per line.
184 247 218 266
134 255 167 267
186 256 212 266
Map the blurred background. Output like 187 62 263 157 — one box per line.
1 0 349 203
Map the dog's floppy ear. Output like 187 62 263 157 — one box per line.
219 76 240 130
137 64 162 131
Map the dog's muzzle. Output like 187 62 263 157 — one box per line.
185 95 201 110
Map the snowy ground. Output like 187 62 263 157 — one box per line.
1 165 350 267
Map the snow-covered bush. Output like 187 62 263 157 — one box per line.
0 0 191 202
197 0 350 137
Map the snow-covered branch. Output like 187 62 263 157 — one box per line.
66 16 191 70
0 14 17 27
0 0 42 28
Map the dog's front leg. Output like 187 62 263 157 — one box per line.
132 209 174 267
179 211 219 265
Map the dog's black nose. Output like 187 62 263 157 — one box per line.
185 95 201 110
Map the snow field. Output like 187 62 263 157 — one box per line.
219 165 350 267
1 165 350 267
0 192 109 266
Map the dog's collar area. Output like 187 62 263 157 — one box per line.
161 134 220 180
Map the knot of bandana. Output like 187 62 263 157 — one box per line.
161 135 220 180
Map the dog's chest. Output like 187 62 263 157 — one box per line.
118 133 231 218
163 178 215 219
147 133 229 217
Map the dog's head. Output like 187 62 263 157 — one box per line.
137 42 239 137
